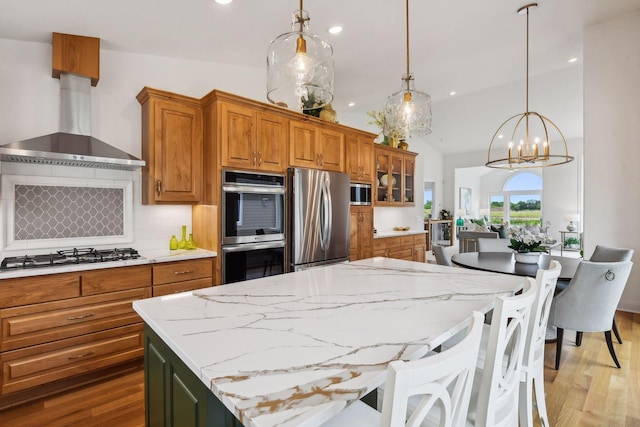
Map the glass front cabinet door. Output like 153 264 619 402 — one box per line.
374 145 417 207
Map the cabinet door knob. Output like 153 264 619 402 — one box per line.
155 180 162 197
258 151 262 166
67 313 95 321
252 150 257 166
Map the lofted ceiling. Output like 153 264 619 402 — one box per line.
1 0 639 155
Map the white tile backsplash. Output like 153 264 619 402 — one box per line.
0 162 194 259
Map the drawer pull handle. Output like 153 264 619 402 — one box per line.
68 351 95 360
174 270 195 275
67 313 95 320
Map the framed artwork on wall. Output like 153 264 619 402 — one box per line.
460 187 472 215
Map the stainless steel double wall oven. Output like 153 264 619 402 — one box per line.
221 170 286 284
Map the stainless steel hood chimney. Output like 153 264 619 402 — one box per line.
0 33 145 171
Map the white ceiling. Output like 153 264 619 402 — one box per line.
1 0 639 154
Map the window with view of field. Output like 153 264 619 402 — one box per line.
490 173 542 226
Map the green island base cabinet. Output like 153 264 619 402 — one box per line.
144 325 243 427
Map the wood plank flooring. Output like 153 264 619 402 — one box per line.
1 311 638 426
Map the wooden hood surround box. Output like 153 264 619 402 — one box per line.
52 32 100 86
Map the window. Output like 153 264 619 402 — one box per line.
490 173 542 226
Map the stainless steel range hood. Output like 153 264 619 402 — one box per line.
0 35 145 171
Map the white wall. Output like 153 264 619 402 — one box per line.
584 10 640 312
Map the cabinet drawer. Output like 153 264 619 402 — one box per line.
82 265 151 295
400 236 414 246
387 247 413 261
385 237 402 248
1 324 143 395
0 273 80 309
373 239 387 251
153 259 213 285
152 278 213 297
413 234 426 244
1 288 150 352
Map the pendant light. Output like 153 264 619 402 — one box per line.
486 3 574 169
266 0 334 112
383 0 432 140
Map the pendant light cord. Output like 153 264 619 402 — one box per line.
525 5 529 114
405 0 410 78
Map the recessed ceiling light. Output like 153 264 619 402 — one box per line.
328 26 343 34
449 91 456 96
348 102 355 107
568 57 578 63
214 0 232 4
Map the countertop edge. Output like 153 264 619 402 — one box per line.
0 248 217 280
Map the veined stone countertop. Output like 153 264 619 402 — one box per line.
0 248 217 280
133 257 524 427
374 229 427 238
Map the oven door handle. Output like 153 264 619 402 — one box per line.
222 241 285 253
222 185 285 194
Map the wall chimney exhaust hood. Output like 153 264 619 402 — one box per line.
0 33 145 171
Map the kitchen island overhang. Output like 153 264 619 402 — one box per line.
133 257 524 427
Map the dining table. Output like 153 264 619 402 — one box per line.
133 257 525 427
450 251 581 281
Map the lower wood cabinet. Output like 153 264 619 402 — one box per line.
0 257 215 408
372 234 427 262
349 206 373 261
145 325 242 427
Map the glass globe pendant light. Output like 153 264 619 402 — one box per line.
267 0 334 112
486 3 574 169
383 0 432 139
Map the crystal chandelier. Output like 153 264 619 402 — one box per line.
383 0 432 139
486 3 574 169
266 0 334 112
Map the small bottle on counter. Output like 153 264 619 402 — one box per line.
187 233 197 250
169 235 178 250
178 225 187 249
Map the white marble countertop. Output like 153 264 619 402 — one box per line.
374 229 427 238
0 248 217 280
133 257 524 427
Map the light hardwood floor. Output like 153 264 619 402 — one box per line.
1 311 638 426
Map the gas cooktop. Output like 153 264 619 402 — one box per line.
0 248 141 271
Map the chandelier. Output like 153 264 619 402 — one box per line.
266 0 334 112
383 0 432 139
486 3 574 169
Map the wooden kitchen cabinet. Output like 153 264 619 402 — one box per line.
0 257 214 408
349 206 373 261
371 233 427 262
374 145 417 206
220 101 287 173
346 131 375 183
289 119 345 172
137 87 203 204
152 258 215 297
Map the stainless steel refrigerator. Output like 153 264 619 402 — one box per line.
288 168 350 271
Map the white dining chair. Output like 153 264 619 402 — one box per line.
321 311 485 427
477 238 512 253
469 277 537 427
518 261 562 427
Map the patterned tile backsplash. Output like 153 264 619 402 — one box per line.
14 185 124 240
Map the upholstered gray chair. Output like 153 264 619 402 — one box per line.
477 237 512 252
548 260 633 369
589 245 634 344
433 244 457 266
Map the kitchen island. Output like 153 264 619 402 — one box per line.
133 257 524 427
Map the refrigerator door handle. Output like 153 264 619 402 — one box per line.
322 173 333 250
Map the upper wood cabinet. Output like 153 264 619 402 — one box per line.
346 131 374 183
374 145 417 207
220 102 287 172
137 88 203 204
289 119 345 172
